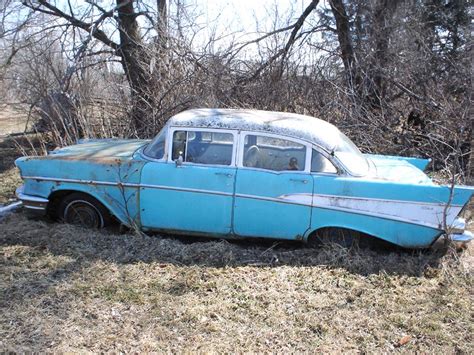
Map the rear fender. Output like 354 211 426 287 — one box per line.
366 154 431 171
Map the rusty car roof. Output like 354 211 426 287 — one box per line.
168 108 341 151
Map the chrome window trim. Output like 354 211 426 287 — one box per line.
172 123 328 150
236 131 312 173
138 146 167 163
310 145 342 176
167 126 238 167
167 124 364 177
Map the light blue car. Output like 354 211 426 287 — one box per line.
15 109 473 248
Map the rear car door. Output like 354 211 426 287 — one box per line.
233 132 314 239
140 128 237 235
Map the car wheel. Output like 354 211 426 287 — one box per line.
58 192 111 229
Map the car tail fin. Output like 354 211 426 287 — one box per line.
452 185 474 210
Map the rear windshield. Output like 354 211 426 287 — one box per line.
333 132 369 176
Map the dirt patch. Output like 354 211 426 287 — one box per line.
1 213 473 352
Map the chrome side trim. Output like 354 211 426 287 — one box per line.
235 192 440 229
20 175 464 229
311 203 441 229
450 231 473 243
235 193 309 207
21 176 233 197
23 175 463 209
279 192 463 208
140 184 233 197
22 176 126 187
450 217 466 233
312 192 463 208
24 205 48 211
16 186 49 203
15 185 48 213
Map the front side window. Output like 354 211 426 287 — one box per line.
311 149 337 173
143 127 167 159
242 134 306 172
171 130 233 165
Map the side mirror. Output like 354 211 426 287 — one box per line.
175 154 183 167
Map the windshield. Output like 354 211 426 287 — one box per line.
143 127 167 159
333 132 369 176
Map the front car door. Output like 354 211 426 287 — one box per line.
140 127 237 236
233 132 314 239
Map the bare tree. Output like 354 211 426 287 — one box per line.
17 1 161 134
0 0 471 181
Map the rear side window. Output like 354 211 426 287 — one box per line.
242 134 306 171
172 130 234 165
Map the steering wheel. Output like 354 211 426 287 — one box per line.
244 145 260 167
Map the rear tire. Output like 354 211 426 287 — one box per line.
58 192 111 229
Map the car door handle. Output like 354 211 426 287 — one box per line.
290 178 309 184
215 172 234 178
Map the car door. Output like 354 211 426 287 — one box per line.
233 132 314 239
140 127 237 235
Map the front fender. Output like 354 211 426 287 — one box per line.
16 155 145 227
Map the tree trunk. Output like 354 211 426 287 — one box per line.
116 0 151 135
157 0 167 43
368 0 399 108
329 0 360 97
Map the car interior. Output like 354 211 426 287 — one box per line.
243 135 306 171
172 131 234 166
171 130 336 173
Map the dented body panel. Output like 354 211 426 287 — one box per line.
14 109 474 248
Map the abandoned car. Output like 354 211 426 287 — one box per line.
15 108 473 248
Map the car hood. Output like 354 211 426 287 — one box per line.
367 156 433 184
47 139 149 161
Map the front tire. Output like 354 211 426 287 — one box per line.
58 193 111 229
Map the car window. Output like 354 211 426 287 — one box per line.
172 130 233 165
242 134 306 171
143 127 167 159
311 149 337 173
333 132 369 176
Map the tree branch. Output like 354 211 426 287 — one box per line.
22 0 120 50
238 0 320 84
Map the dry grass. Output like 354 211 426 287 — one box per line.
0 136 23 204
0 167 22 204
1 212 473 352
0 110 473 352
